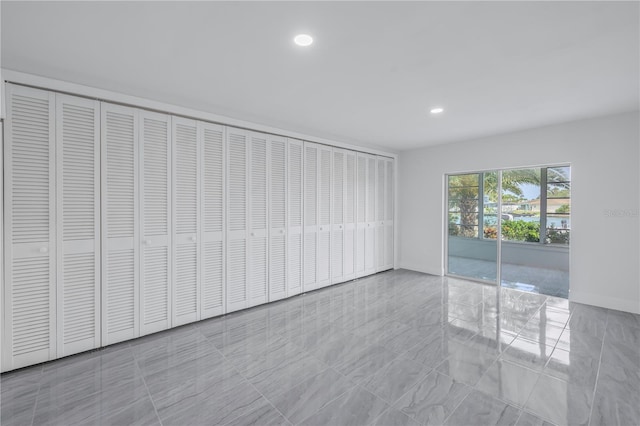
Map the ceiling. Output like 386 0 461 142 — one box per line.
2 1 638 152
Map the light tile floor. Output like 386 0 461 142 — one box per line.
1 269 638 426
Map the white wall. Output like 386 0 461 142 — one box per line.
398 111 640 314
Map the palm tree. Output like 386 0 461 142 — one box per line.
449 169 541 239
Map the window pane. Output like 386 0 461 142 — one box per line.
547 182 570 199
547 166 571 183
448 173 479 188
501 168 541 243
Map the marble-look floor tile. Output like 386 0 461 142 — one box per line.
501 338 554 371
157 378 266 426
394 371 472 426
268 368 354 424
594 361 640 403
299 385 389 426
525 374 592 426
589 389 640 426
83 395 160 426
360 356 432 404
334 343 399 384
606 310 640 330
33 374 150 426
600 338 640 371
475 359 540 407
554 329 603 360
605 322 640 347
372 407 421 426
241 347 327 397
223 400 291 426
403 332 451 368
544 348 598 389
516 411 556 426
436 341 498 386
445 390 520 426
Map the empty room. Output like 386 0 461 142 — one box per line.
1 1 639 426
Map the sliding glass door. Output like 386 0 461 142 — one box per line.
446 172 498 283
446 166 571 298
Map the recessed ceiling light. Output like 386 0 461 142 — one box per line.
294 34 313 47
430 107 444 114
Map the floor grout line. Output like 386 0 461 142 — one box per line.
587 309 609 426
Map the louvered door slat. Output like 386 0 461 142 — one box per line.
376 157 386 272
303 143 318 291
56 94 100 357
355 154 367 277
201 122 225 318
140 111 171 335
172 118 200 325
248 133 268 307
364 156 377 275
270 136 287 301
226 128 248 313
101 103 139 345
4 85 56 371
318 146 332 287
287 139 303 296
344 151 357 280
332 149 345 283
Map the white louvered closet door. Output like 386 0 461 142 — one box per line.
56 94 100 357
303 142 319 292
318 145 332 287
343 150 357 281
200 122 225 319
375 157 386 272
172 117 201 326
364 155 377 275
384 158 395 270
3 85 56 371
226 128 249 313
139 111 171 335
269 135 287 302
287 139 303 297
331 149 345 284
101 103 139 345
355 153 367 278
248 132 268 307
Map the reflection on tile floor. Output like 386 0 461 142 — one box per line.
2 269 639 426
448 256 570 298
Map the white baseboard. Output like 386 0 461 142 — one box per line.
397 262 444 277
570 290 640 314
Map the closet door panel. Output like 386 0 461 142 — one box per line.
375 157 385 272
303 142 319 291
101 103 139 345
331 149 345 284
3 85 56 371
287 139 303 297
317 146 332 287
56 94 100 356
343 151 357 281
269 136 287 302
355 154 367 278
201 122 225 318
249 132 268 307
139 111 171 335
364 155 377 275
172 118 200 325
226 128 249 313
384 159 394 270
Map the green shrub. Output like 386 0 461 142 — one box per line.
501 220 540 242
